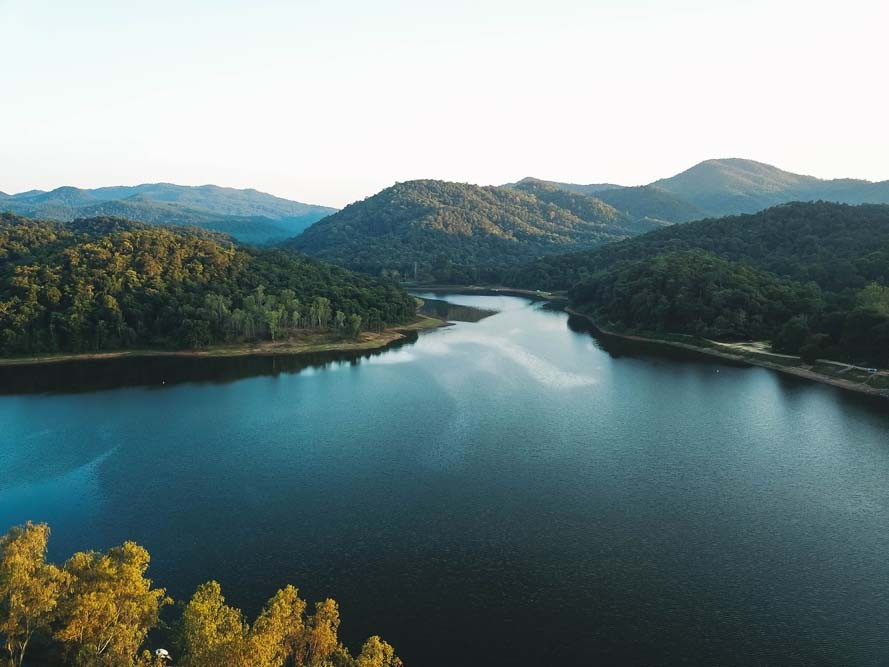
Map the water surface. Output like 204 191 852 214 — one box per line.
2 294 889 666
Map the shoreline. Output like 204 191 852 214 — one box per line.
408 284 568 302
566 308 889 401
0 314 445 368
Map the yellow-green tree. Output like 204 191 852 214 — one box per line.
55 541 170 666
249 585 306 667
178 581 251 667
0 522 69 667
301 599 340 666
0 522 403 667
356 636 402 667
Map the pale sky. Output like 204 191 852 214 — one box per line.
1 0 887 207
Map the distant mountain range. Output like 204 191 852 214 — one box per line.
288 159 889 283
514 158 889 220
0 183 336 245
654 159 889 216
8 158 889 259
287 179 662 283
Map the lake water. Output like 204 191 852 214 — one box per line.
2 294 889 666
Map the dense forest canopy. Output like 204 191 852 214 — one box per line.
287 180 662 283
526 202 889 366
0 213 416 356
508 179 664 233
516 202 889 291
0 522 402 667
571 250 824 341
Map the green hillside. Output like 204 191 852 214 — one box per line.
0 213 415 355
288 179 659 283
519 202 889 366
510 178 660 233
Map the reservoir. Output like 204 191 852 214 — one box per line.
2 294 889 666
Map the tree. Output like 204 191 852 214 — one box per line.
178 581 250 667
356 636 402 667
0 522 69 667
55 541 170 666
857 282 889 316
346 314 362 339
310 297 331 330
0 522 401 667
301 599 340 666
265 308 284 342
249 585 306 667
772 315 811 354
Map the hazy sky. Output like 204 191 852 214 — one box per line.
1 0 887 207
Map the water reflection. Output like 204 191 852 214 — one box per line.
416 296 497 322
0 335 418 395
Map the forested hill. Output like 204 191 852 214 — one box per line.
518 202 889 366
517 202 889 290
0 184 336 245
0 213 415 355
287 180 662 283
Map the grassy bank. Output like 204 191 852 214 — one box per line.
0 314 445 367
567 308 889 400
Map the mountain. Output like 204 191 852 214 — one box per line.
516 202 889 366
651 158 889 216
517 159 889 221
60 197 306 246
0 213 415 355
287 179 661 283
0 184 336 244
506 177 623 196
592 185 704 224
84 183 332 220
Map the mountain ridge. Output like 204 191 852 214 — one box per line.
517 158 889 218
0 183 337 244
